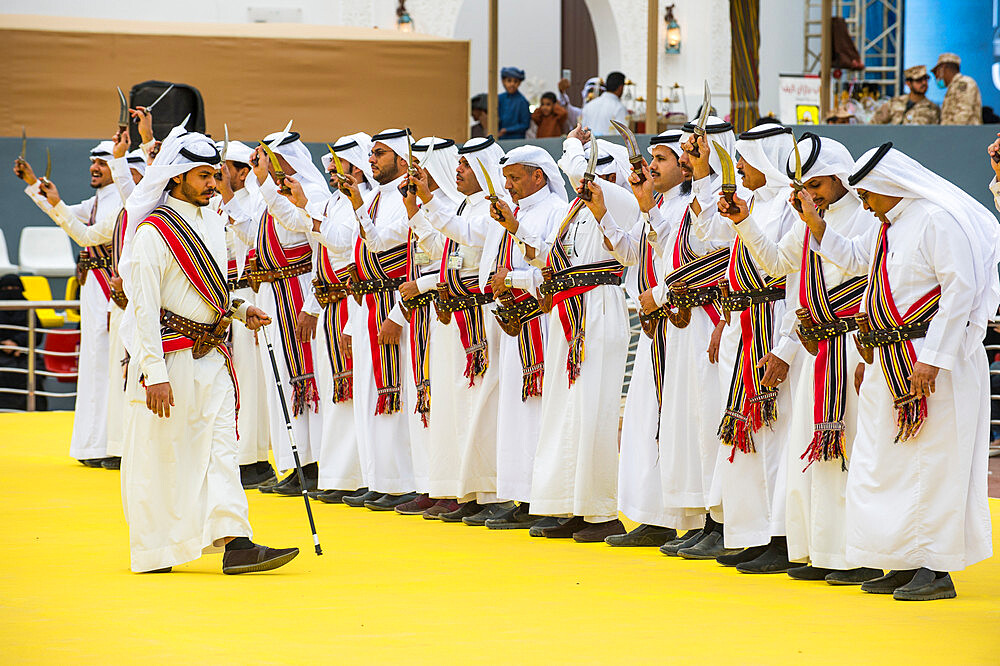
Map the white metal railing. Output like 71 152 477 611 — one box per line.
985 344 1000 457
0 299 80 412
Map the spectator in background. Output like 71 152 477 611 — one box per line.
581 76 605 105
470 93 488 138
556 77 582 129
531 92 568 138
581 71 627 135
933 53 982 125
498 66 531 139
872 65 940 125
0 275 44 412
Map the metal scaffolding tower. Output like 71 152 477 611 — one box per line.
803 0 903 115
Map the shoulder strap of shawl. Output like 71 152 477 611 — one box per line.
138 205 228 314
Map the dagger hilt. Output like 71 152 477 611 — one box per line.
791 183 805 213
721 185 740 216
407 166 418 194
434 282 452 325
718 278 731 325
538 266 555 313
795 307 820 356
688 132 703 158
489 196 505 224
854 313 875 364
579 176 594 202
667 280 692 329
630 161 646 185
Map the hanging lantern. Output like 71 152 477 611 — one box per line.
664 4 681 55
396 0 414 32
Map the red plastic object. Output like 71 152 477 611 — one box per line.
43 328 80 383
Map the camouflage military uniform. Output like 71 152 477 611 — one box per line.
872 95 940 125
941 73 982 125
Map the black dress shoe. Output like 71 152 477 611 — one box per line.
365 492 418 511
860 569 917 594
139 566 172 574
528 516 563 537
735 537 793 574
440 502 482 523
101 456 121 470
463 502 516 526
273 470 319 496
259 473 294 494
716 544 768 567
892 568 957 601
80 458 107 468
343 490 384 507
787 565 837 580
241 463 277 490
605 524 677 547
316 489 356 504
660 529 703 556
678 530 739 560
825 567 884 585
222 543 299 575
486 504 542 530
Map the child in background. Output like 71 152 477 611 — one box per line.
498 66 530 139
531 92 569 138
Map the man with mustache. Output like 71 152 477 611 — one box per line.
15 141 119 468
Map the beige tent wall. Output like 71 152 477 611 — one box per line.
0 15 470 141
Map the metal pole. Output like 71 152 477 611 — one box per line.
261 324 322 556
820 0 833 122
646 0 658 133
487 0 499 137
27 311 35 412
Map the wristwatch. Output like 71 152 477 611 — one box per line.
503 275 513 289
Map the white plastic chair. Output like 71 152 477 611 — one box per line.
0 229 18 275
18 227 76 278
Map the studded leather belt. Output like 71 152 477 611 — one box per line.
434 291 495 314
245 259 311 293
352 277 405 298
668 285 720 309
797 317 857 342
717 286 785 312
160 309 232 359
537 270 623 297
312 279 351 307
856 321 929 348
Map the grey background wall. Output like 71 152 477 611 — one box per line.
1 125 997 269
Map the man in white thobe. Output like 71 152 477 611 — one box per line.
222 129 327 496
121 131 297 574
641 118 740 558
215 139 275 489
486 146 567 534
802 144 998 601
509 136 638 542
283 134 374 503
729 133 881 585
15 142 116 466
580 71 628 136
335 129 416 509
691 124 795 574
402 137 513 524
611 129 689 546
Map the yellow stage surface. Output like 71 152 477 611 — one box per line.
1 412 998 664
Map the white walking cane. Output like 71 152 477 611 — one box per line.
260 323 323 555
